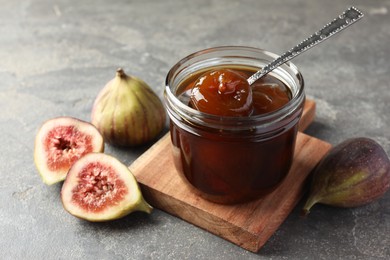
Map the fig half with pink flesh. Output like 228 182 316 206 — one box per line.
61 153 152 222
34 117 104 185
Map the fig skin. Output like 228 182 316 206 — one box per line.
61 153 153 222
34 117 104 185
91 68 166 147
302 137 390 216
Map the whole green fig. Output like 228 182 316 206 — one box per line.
302 137 390 216
91 68 166 147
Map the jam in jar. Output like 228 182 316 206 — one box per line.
164 46 305 204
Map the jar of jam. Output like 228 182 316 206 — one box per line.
164 46 305 204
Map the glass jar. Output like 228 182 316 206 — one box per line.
164 46 305 204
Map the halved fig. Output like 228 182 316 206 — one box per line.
61 153 152 221
34 117 104 185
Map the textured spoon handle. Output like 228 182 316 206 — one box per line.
247 6 364 85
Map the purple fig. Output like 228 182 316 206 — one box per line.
302 137 390 216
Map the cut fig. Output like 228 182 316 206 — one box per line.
34 117 104 185
61 153 152 222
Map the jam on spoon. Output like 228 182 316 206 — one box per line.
190 69 253 117
189 67 291 117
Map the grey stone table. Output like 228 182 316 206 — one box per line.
1 0 389 259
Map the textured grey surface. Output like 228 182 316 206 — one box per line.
1 0 389 259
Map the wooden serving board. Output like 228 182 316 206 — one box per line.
129 99 331 252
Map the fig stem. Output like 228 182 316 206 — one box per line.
301 197 318 217
138 198 153 214
116 68 127 78
300 208 310 218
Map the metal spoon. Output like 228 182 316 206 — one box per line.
247 6 364 85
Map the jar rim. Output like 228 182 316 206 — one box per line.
164 46 305 129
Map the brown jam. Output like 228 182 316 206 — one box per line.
186 67 291 117
170 65 300 204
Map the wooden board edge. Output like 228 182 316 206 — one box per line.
299 99 316 132
252 133 332 250
139 183 262 252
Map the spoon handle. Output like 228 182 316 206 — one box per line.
247 6 364 85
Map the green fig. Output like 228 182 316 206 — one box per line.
91 68 166 147
302 137 390 216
